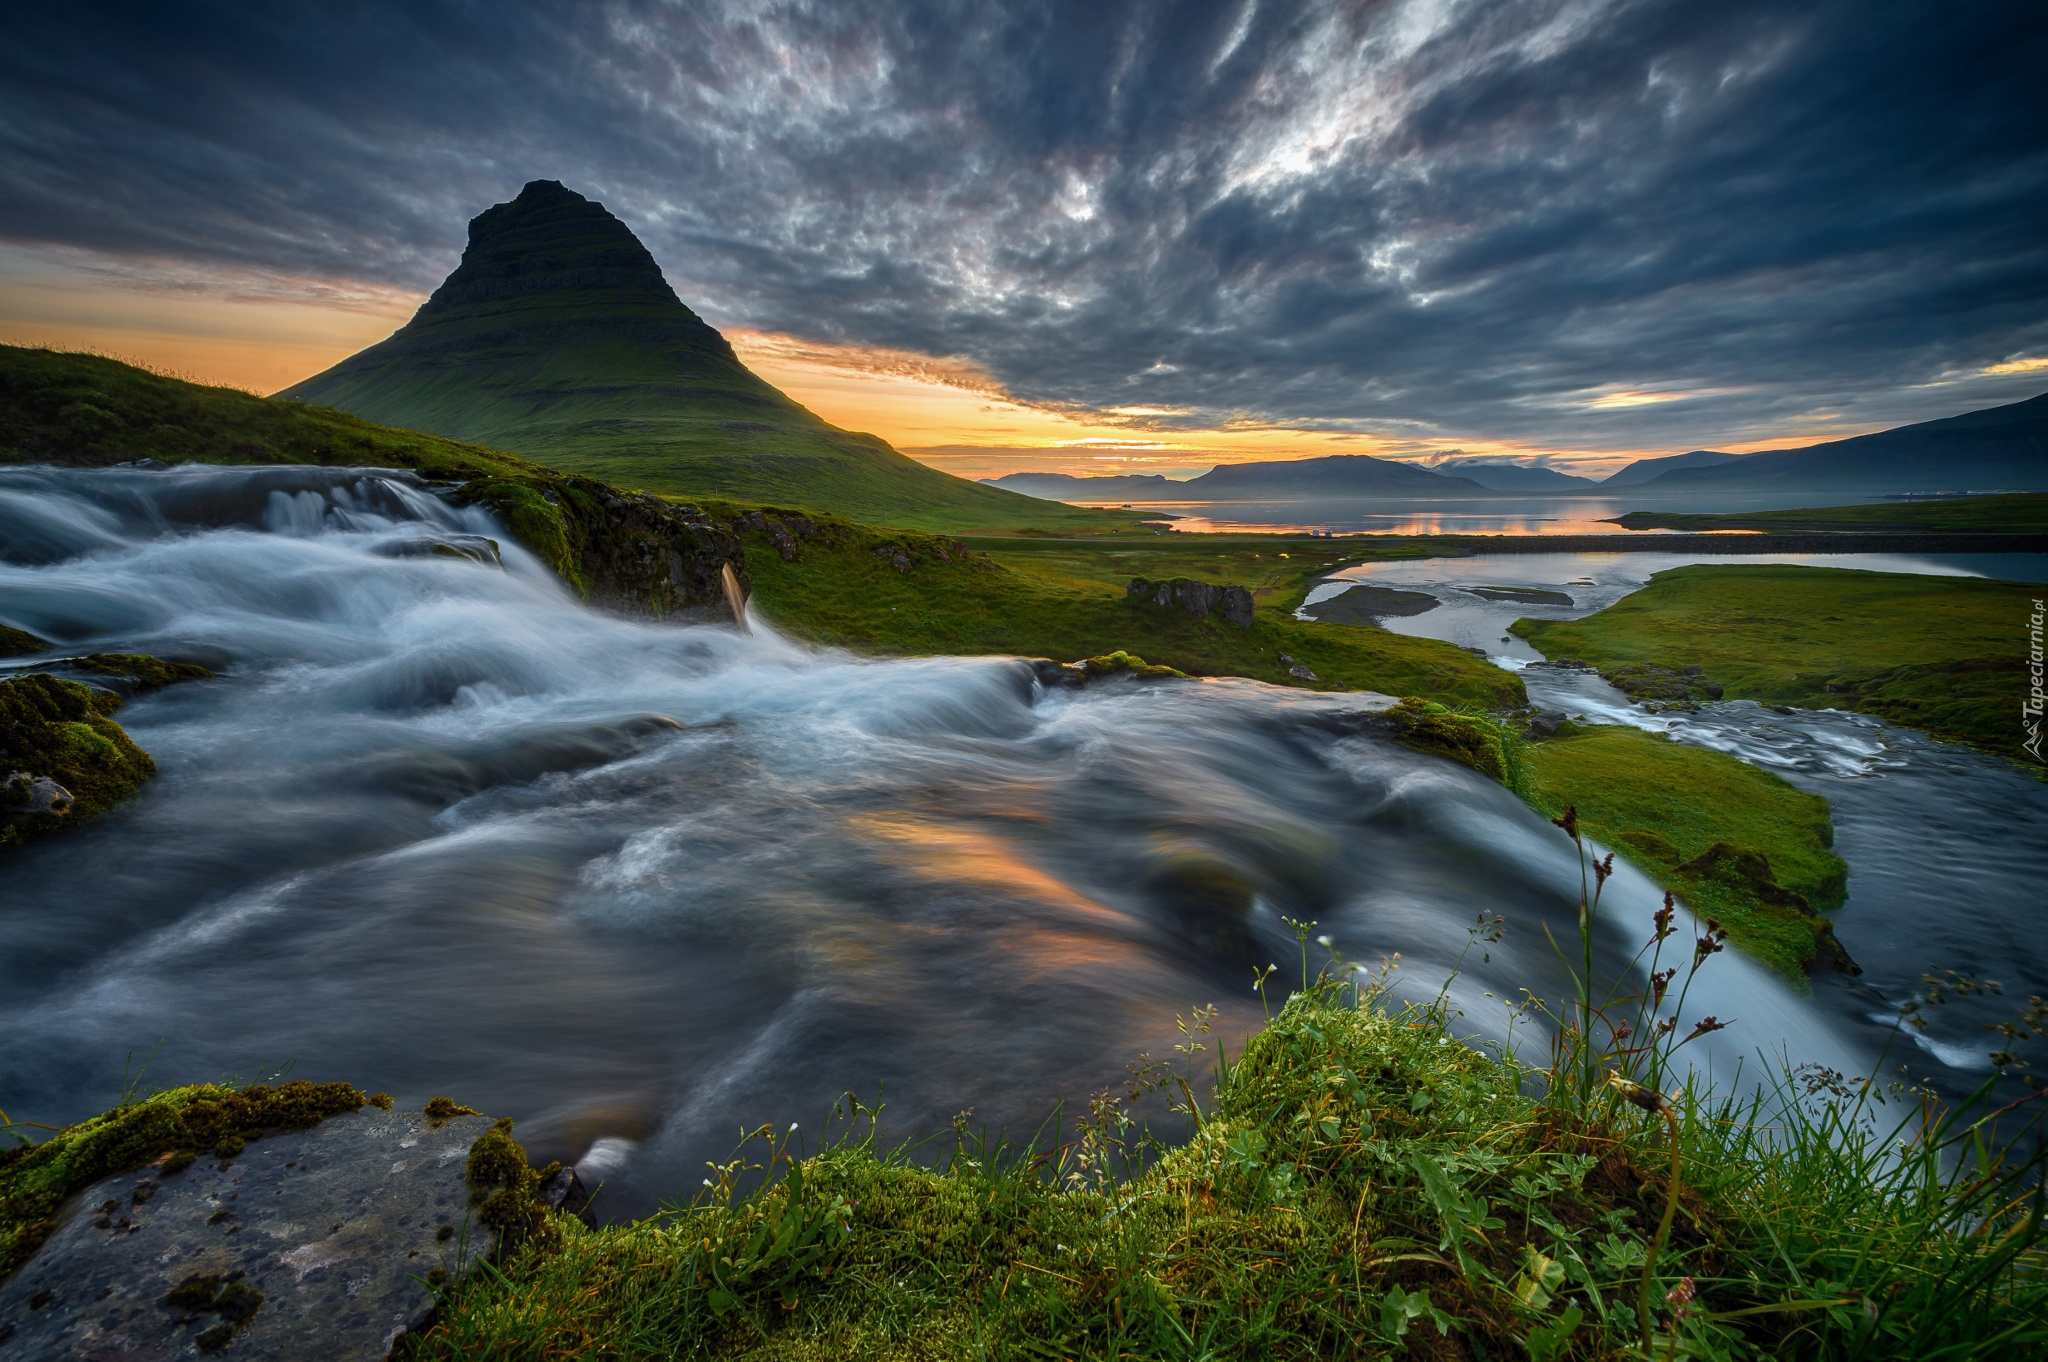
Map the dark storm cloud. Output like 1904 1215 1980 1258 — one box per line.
4 0 2045 449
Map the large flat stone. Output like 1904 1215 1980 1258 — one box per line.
0 1108 499 1361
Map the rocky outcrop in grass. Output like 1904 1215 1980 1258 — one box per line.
1127 576 1255 628
452 475 746 618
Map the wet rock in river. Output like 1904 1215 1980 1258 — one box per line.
1599 662 1724 710
373 534 504 567
0 1108 502 1362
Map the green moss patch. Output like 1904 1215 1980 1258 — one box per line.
466 1118 565 1260
70 654 217 689
1383 697 1513 781
0 624 51 658
0 1080 387 1279
401 995 1674 1360
1 673 157 846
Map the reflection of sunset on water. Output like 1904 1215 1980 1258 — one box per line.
1074 498 1793 537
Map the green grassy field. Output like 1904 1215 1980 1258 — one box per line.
721 507 1524 708
1521 726 1847 979
969 535 1434 611
1514 564 2039 757
1605 493 2048 534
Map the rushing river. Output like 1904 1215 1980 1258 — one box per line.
0 465 1985 1217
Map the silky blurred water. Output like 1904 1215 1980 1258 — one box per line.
0 465 1950 1216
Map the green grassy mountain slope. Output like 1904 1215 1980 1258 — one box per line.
0 345 533 478
279 180 1115 533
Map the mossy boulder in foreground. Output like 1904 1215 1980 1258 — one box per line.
0 1093 529 1360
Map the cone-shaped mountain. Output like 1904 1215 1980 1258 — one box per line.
282 181 1081 529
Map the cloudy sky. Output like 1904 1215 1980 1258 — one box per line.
3 0 2044 476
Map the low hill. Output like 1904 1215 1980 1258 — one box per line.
988 455 1503 503
1178 454 1484 496
983 471 1180 501
1599 449 1739 486
1445 462 1597 492
1604 492 2048 534
279 181 1116 534
1642 393 2048 493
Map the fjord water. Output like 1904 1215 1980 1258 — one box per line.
0 466 1951 1215
1074 489 1930 536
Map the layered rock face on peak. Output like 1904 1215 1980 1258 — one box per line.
281 181 1062 528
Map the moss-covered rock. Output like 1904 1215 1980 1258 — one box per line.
0 624 51 658
1382 696 1509 781
1126 576 1256 628
0 1080 385 1279
1079 650 1187 681
1599 661 1725 711
451 475 747 618
0 674 157 845
465 1118 564 1261
69 654 217 690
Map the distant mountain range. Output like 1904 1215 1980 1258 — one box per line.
1447 462 1598 491
986 394 2048 502
1598 449 1741 487
985 455 1482 501
281 181 1097 531
1645 393 2048 493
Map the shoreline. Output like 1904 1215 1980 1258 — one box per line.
1360 530 2048 556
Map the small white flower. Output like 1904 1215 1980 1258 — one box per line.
789 1122 798 1132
